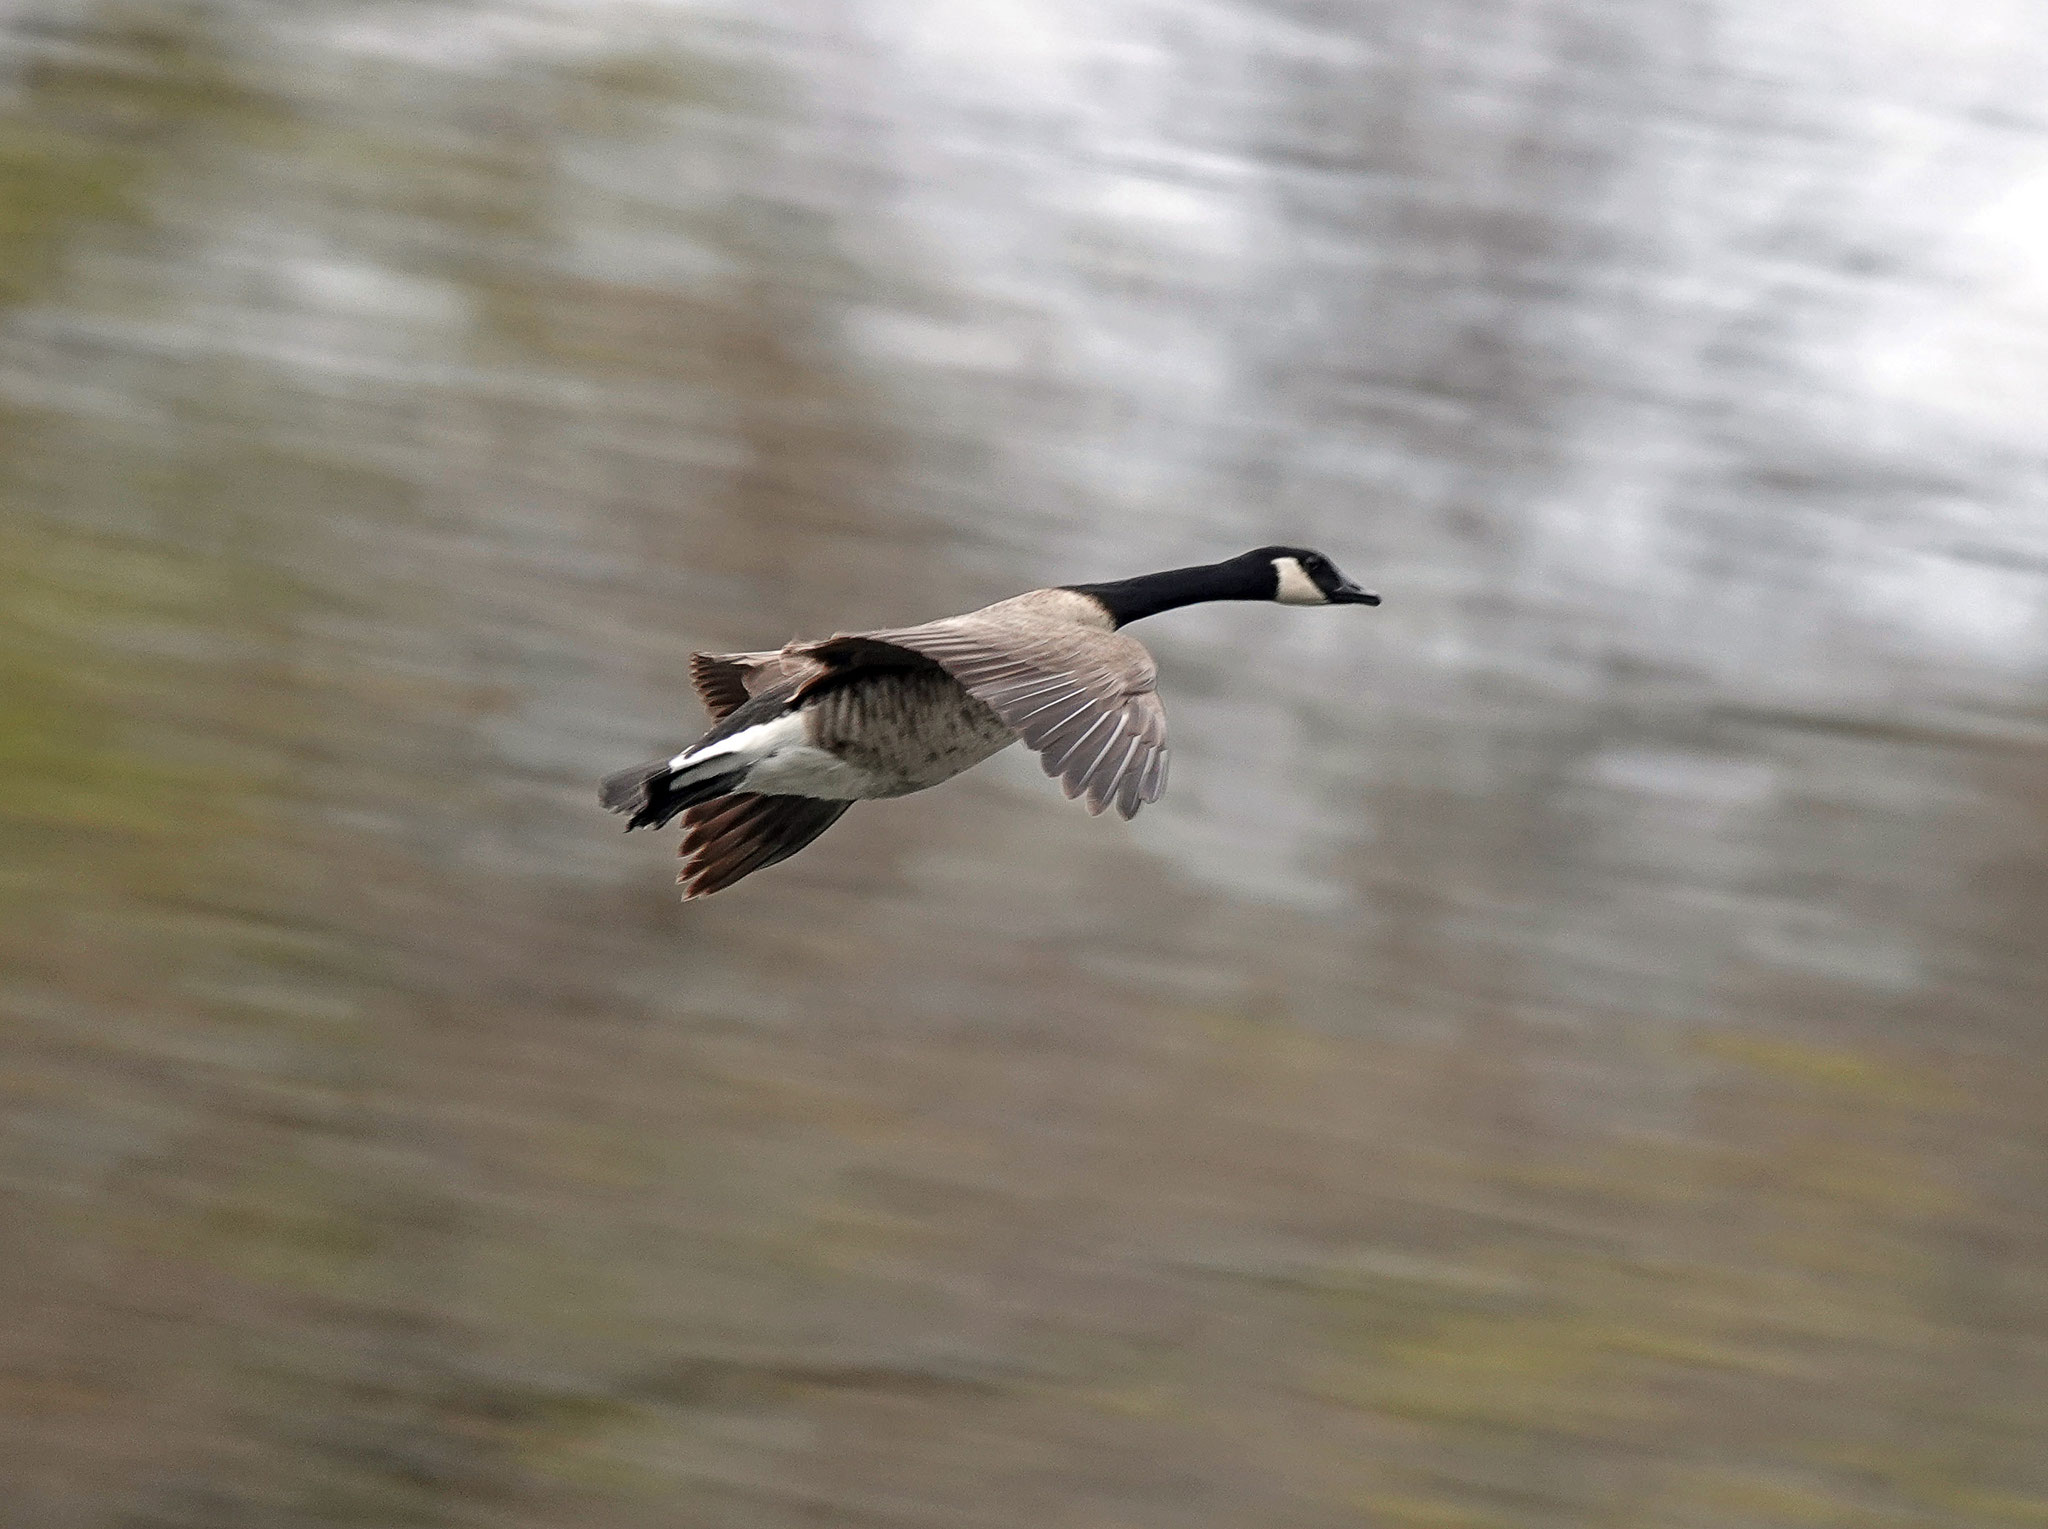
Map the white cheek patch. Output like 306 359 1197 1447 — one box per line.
1272 557 1326 605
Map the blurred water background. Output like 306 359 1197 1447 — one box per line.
3 1 2047 1525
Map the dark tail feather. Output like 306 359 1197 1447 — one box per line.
599 759 746 831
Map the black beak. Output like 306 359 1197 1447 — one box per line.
1329 582 1381 606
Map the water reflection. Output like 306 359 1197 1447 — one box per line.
3 1 2046 1525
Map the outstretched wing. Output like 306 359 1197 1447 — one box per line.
813 623 1169 819
676 793 852 899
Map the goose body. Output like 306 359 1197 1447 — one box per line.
602 548 1378 898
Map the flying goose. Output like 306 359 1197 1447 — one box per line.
602 546 1379 897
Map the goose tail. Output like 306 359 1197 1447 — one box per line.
599 758 746 832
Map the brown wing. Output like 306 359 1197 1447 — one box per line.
688 653 755 720
813 622 1169 819
687 649 827 721
676 793 852 899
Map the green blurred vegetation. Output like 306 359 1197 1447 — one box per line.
2 3 2046 1528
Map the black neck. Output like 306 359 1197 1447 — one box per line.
1064 556 1275 628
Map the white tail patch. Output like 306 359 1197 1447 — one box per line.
1272 556 1325 605
670 713 805 773
671 712 879 800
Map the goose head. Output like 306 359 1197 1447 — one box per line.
1248 546 1382 607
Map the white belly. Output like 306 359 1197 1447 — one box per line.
739 742 887 799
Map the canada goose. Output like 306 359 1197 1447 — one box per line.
602 546 1379 897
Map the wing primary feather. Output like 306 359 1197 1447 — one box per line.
676 794 850 899
1083 729 1142 813
949 657 1037 682
981 674 1075 706
1143 749 1169 801
1096 730 1141 801
1032 708 1109 767
1051 712 1119 784
1053 736 1117 797
688 653 756 720
1009 685 1094 726
1041 704 1114 763
1015 694 1098 738
1112 745 1148 819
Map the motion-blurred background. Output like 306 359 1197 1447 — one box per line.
3 2 2046 1525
